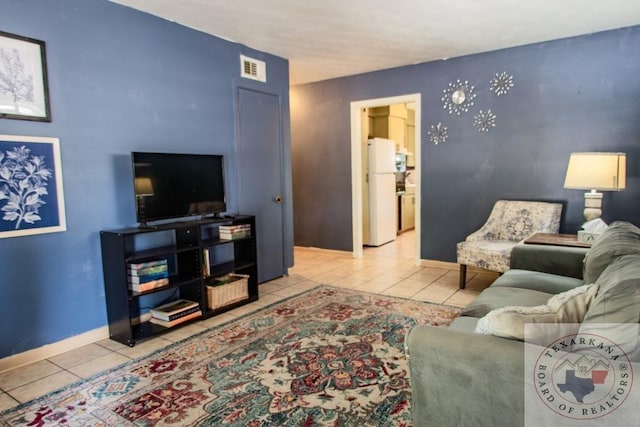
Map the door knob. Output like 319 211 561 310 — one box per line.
274 195 284 203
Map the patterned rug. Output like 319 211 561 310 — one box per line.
0 286 461 426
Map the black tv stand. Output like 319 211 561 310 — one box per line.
100 215 258 346
138 222 158 229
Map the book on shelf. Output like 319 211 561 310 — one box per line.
149 299 199 319
202 248 211 277
129 277 169 293
151 304 201 322
149 310 202 327
219 224 251 239
219 224 251 232
128 264 168 276
127 259 167 270
127 270 169 284
219 234 246 240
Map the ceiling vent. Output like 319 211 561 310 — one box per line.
240 55 266 82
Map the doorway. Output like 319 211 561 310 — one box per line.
350 94 421 264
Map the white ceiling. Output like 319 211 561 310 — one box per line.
112 0 640 85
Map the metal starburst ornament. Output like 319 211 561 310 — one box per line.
441 79 476 115
428 122 448 145
474 110 496 132
489 72 514 96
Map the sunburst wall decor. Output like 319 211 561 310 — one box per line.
441 79 476 115
473 110 496 132
489 72 514 96
428 122 448 145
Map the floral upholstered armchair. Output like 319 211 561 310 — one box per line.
456 200 562 288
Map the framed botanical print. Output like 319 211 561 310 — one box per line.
0 31 51 122
0 134 66 238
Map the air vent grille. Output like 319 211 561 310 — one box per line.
240 55 266 82
244 61 257 76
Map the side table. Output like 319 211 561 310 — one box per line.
524 233 592 248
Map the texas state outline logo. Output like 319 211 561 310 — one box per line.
533 332 633 420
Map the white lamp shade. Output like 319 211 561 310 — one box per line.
563 152 626 191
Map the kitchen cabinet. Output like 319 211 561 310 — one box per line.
399 193 415 232
369 105 407 151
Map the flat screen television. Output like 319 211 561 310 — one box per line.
132 152 227 225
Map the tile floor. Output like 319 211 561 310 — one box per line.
0 230 496 412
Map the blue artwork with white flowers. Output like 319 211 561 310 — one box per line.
0 140 61 232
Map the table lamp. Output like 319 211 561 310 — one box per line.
134 177 154 196
134 177 154 220
563 152 626 221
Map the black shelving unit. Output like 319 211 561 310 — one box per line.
100 215 258 346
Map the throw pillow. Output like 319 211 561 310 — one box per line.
582 221 640 284
582 254 640 324
474 283 599 341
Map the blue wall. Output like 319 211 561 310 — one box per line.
291 26 640 257
0 0 290 358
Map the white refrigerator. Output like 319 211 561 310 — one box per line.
366 138 397 246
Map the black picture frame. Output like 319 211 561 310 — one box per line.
0 31 51 122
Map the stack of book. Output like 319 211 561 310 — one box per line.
149 299 201 327
127 260 169 293
219 224 251 240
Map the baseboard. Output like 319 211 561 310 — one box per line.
294 246 352 256
468 266 498 274
0 326 109 374
419 259 458 270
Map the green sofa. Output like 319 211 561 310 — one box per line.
405 221 640 427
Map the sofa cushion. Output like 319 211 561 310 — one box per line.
583 221 640 284
491 269 584 294
509 245 587 279
448 315 479 333
461 287 552 318
474 284 599 340
582 254 640 324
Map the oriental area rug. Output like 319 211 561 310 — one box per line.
0 286 461 426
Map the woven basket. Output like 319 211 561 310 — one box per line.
207 273 249 310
